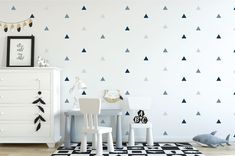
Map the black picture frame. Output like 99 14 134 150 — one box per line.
6 36 35 67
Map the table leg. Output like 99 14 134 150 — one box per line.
64 113 72 148
116 112 123 149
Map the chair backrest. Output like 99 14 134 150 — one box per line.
79 98 101 129
127 97 151 110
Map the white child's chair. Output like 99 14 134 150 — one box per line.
79 98 114 155
127 97 153 146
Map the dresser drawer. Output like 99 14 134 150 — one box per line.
0 123 50 137
0 106 50 121
0 90 50 104
0 72 51 90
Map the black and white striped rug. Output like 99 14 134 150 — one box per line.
52 142 205 156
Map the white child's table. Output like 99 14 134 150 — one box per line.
64 102 123 149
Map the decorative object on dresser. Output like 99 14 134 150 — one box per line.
0 67 61 148
37 56 49 67
6 36 34 67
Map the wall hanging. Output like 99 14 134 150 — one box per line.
6 35 35 67
32 79 46 131
0 17 33 32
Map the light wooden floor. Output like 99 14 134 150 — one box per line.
0 143 234 156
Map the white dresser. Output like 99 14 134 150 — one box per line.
0 67 60 148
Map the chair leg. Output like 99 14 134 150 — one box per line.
96 133 103 156
146 127 153 146
92 133 97 149
128 125 135 146
81 133 87 152
107 132 114 152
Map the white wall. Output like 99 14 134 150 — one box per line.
0 0 234 142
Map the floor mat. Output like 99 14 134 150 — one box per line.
52 142 205 156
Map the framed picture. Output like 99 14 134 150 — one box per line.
6 36 34 67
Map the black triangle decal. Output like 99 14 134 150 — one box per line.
82 91 86 95
82 6 87 10
182 35 186 39
65 77 69 81
182 14 186 18
125 26 130 31
65 99 69 103
65 14 69 18
101 77 105 81
125 91 130 95
163 91 168 95
196 26 201 31
217 35 221 39
125 111 130 115
217 99 221 103
217 14 221 18
82 48 87 53
182 77 186 81
101 34 105 39
65 56 69 61
217 77 221 81
163 48 168 53
182 99 186 103
196 112 201 116
125 69 130 73
163 6 168 10
217 57 221 61
196 69 201 73
182 57 186 61
44 26 49 31
182 119 186 124
163 131 168 135
144 56 148 61
65 34 69 39
30 14 35 18
11 6 16 10
125 48 130 53
144 14 148 18
216 119 221 124
125 6 130 10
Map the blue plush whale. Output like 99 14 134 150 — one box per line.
192 131 230 148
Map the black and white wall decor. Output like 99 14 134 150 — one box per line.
0 0 235 141
6 36 34 67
